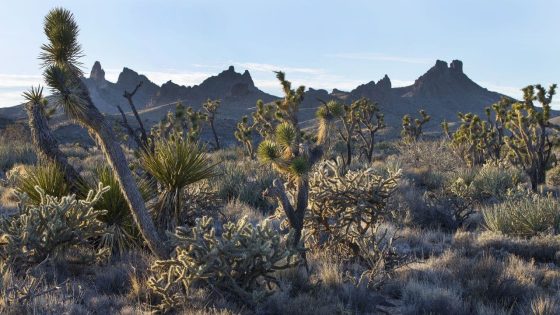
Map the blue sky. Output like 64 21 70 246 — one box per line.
0 0 559 107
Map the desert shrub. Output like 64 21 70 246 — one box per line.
483 192 560 237
213 160 275 211
405 166 444 190
147 216 299 311
469 163 524 201
140 136 217 231
546 165 560 186
13 162 70 205
0 141 36 172
0 184 108 268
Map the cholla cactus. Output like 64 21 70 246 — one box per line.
0 184 108 268
503 84 559 190
147 216 299 310
401 110 431 144
234 115 256 159
307 158 401 255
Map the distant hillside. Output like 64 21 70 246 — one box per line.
0 59 522 143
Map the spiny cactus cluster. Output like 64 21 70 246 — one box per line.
0 184 108 268
147 216 299 310
401 110 431 144
307 158 401 256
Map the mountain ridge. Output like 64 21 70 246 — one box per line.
0 59 511 140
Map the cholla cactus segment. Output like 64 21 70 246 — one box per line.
147 216 299 310
0 183 108 267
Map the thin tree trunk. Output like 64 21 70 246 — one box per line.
25 100 84 192
210 120 220 150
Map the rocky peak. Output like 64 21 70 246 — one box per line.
90 61 105 82
450 59 463 74
376 74 392 90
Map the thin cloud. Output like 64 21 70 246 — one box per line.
0 74 43 88
235 62 325 75
328 53 432 65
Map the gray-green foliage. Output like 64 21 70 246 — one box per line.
213 160 275 210
147 216 299 310
0 184 108 267
483 191 560 237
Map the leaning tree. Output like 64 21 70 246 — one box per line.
38 8 168 258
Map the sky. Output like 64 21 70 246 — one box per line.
0 0 559 108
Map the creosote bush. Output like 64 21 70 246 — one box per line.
147 216 299 311
0 184 108 268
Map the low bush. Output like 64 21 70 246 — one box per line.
482 192 560 237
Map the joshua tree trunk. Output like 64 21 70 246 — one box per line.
25 100 83 192
210 120 220 150
72 81 169 259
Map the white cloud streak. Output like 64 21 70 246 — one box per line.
328 53 432 65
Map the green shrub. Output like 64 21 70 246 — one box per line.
13 162 70 204
213 161 275 210
546 165 560 186
483 192 560 237
147 216 299 311
470 163 523 200
0 184 108 267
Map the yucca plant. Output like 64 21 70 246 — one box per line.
140 136 217 231
14 161 70 205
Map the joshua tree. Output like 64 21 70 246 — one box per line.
503 84 559 190
22 86 84 193
203 99 221 149
401 110 431 143
234 115 255 159
317 100 355 165
354 98 385 163
258 72 333 255
38 8 168 258
252 99 277 139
